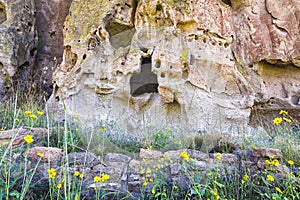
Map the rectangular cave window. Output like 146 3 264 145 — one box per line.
130 57 158 96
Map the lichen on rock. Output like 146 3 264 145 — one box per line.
50 0 300 135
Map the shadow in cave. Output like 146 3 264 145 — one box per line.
130 57 158 96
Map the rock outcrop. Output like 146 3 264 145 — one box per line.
50 0 300 134
6 146 297 199
0 0 37 100
34 0 72 97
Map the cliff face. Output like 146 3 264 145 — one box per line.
0 0 37 99
50 0 300 134
1 0 300 134
0 0 71 100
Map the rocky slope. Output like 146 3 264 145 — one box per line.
1 0 300 134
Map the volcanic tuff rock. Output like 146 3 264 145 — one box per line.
34 0 72 97
50 0 300 135
0 0 72 100
0 0 37 100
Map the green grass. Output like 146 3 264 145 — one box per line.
0 100 299 199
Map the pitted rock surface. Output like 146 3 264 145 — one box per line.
50 0 300 134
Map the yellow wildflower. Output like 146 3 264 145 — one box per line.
74 171 80 177
57 183 62 189
265 160 271 165
100 173 110 182
152 188 155 194
94 176 101 183
275 187 283 194
272 159 279 167
143 181 148 186
266 174 274 182
146 168 151 174
24 111 32 115
279 110 288 115
2 141 9 145
214 153 222 162
24 135 34 144
173 185 178 189
29 114 38 119
269 155 274 159
273 117 282 125
243 175 249 181
37 111 44 115
287 160 294 165
180 151 190 161
283 117 292 123
47 168 56 179
37 153 44 158
79 173 84 179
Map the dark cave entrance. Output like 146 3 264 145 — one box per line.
130 57 158 96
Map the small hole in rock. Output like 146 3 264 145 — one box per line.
156 4 162 11
82 54 87 60
155 59 161 68
116 71 123 76
221 0 232 6
161 73 165 78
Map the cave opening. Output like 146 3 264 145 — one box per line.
130 57 158 96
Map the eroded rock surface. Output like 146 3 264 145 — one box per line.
0 0 37 100
51 0 300 134
34 0 72 97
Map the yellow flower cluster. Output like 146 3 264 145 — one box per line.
24 110 43 120
47 168 56 179
266 174 274 182
180 151 190 161
142 176 154 186
94 173 110 183
74 171 84 179
214 153 222 162
273 110 292 125
265 159 279 167
24 135 34 144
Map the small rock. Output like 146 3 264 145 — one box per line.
188 160 208 171
0 127 47 148
68 152 99 167
252 148 282 159
26 146 63 162
187 149 209 161
104 153 131 163
129 159 141 171
220 153 237 165
170 162 182 175
164 149 187 161
139 148 163 160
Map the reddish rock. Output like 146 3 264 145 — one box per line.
139 149 163 160
252 148 282 159
26 146 63 162
0 127 47 148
